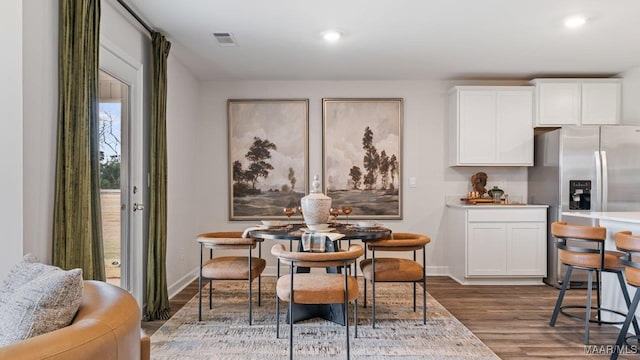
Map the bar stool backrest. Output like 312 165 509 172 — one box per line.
551 221 606 242
551 221 607 270
615 231 640 287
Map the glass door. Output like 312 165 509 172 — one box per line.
99 70 127 287
99 40 145 308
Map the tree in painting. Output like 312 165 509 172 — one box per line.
233 136 277 196
362 126 380 190
388 154 398 190
323 99 401 218
288 167 296 192
349 166 362 190
357 126 398 191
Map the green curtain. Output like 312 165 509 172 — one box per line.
52 0 105 281
145 32 172 321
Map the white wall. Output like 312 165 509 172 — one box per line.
0 0 24 278
622 66 640 124
197 80 530 277
165 56 203 295
101 0 149 63
22 0 58 263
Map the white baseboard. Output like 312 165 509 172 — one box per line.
168 267 199 299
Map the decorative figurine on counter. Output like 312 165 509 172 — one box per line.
471 172 488 197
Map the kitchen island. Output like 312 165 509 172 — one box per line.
447 202 549 285
561 211 640 326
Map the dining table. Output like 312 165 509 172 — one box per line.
249 223 391 325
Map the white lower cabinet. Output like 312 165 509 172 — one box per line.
447 206 547 285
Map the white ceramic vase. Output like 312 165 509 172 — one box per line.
300 175 332 225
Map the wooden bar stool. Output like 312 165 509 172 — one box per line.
611 231 640 360
549 222 634 344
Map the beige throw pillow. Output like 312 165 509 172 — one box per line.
0 253 41 306
0 257 83 346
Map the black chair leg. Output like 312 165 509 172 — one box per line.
372 276 376 329
276 295 280 339
596 270 602 324
289 269 294 360
258 275 262 307
423 275 427 325
249 277 253 325
550 266 574 326
363 250 368 309
345 272 350 360
363 280 367 308
616 271 640 336
276 260 281 339
198 275 203 321
413 282 417 312
354 299 358 339
612 289 640 360
209 279 213 309
585 270 594 344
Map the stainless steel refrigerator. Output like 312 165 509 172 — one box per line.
528 125 640 288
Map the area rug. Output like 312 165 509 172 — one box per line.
151 277 499 359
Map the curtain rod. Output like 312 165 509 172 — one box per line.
116 0 154 34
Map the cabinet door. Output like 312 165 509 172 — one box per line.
496 91 533 165
581 83 621 125
506 222 546 276
467 222 507 276
458 90 496 164
536 83 580 125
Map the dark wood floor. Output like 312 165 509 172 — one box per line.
142 276 636 359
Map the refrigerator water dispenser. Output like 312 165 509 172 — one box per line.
569 180 591 210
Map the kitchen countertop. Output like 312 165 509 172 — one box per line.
447 202 548 209
561 211 640 224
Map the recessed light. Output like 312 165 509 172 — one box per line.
323 30 342 42
564 15 587 28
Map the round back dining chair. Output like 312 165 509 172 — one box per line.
271 243 363 360
196 231 266 324
359 232 431 328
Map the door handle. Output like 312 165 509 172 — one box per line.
133 203 145 212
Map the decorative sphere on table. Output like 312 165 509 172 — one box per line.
300 174 332 225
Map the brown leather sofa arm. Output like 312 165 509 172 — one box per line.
140 329 150 360
0 280 144 360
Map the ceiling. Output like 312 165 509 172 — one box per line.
125 0 640 81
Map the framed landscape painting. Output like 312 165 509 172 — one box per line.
228 99 309 220
322 98 403 220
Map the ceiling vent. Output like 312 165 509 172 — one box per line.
213 32 238 46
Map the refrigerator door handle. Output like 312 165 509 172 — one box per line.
601 150 608 211
594 150 603 212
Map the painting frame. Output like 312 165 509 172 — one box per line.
228 99 309 221
322 98 403 220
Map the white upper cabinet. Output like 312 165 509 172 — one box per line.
531 79 621 127
449 86 534 166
